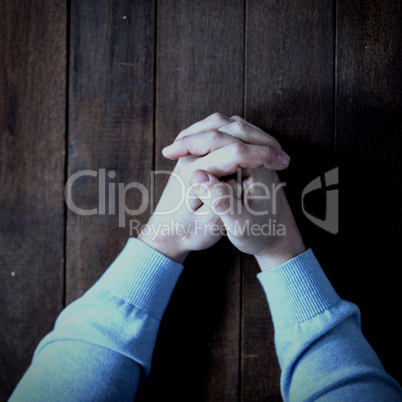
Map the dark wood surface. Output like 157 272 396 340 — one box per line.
334 0 402 383
0 0 66 398
66 0 155 304
1 0 401 400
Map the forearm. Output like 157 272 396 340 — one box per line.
257 249 402 401
10 238 183 401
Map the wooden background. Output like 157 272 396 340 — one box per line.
1 0 401 400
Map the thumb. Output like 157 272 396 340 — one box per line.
189 169 244 221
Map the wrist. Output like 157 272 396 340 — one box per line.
255 232 306 271
137 232 189 264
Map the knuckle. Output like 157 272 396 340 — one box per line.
262 145 271 157
231 120 247 133
230 115 242 121
209 129 223 142
263 146 276 163
230 142 246 156
211 188 231 211
211 112 228 123
176 130 186 140
176 135 188 146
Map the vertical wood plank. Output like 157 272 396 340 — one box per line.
67 0 155 303
135 0 244 400
336 0 402 385
244 0 335 399
0 0 66 398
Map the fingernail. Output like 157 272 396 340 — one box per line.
278 150 291 165
190 171 210 191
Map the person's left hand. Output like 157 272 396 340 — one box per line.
138 112 291 263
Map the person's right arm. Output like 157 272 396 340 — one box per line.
191 166 401 400
257 249 402 401
167 115 402 400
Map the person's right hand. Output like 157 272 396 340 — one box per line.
163 114 306 270
190 167 306 270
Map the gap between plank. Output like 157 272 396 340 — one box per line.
63 0 72 309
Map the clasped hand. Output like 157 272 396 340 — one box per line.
138 113 305 270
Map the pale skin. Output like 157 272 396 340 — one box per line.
138 113 306 270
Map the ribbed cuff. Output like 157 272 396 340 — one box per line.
95 238 184 321
257 249 340 331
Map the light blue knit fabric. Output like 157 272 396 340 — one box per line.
257 249 402 401
10 240 402 401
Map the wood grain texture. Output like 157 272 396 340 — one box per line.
335 0 402 385
135 0 244 400
1 0 401 399
243 0 335 399
0 0 66 399
66 0 155 303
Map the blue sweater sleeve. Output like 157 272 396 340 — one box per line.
257 248 402 401
10 238 184 401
